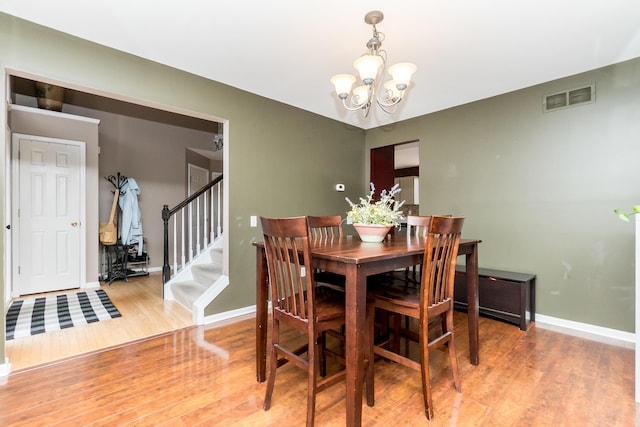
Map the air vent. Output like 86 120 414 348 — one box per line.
543 84 595 113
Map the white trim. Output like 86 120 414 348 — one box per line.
535 314 634 349
197 306 636 349
83 280 101 289
8 104 100 124
0 357 12 378
203 305 256 325
193 275 230 324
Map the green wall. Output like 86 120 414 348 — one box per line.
2 12 639 371
366 58 640 332
0 13 366 364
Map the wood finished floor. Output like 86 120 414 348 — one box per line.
1 296 638 426
5 272 194 372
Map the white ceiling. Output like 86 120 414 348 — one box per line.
2 1 640 130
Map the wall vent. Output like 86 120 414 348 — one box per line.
543 84 595 113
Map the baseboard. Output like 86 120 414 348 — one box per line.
199 305 635 350
194 275 230 325
0 357 12 378
203 305 256 326
535 313 635 349
82 281 101 289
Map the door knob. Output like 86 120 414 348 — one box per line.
71 222 78 227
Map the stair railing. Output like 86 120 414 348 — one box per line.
162 174 223 286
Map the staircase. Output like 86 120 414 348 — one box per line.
162 175 228 324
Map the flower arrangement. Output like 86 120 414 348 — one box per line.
345 183 405 227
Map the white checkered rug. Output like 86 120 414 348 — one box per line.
5 289 122 340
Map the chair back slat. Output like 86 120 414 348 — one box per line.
421 216 465 309
404 215 433 282
261 216 314 321
406 215 432 238
308 215 343 240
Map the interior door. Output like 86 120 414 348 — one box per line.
13 135 82 295
187 163 210 254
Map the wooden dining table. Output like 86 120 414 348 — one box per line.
254 234 481 426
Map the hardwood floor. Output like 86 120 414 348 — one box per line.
5 272 194 372
1 301 637 425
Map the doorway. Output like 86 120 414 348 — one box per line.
4 72 229 371
11 133 86 297
370 141 419 214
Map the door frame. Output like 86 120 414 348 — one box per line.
9 133 87 297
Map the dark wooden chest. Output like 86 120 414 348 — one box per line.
454 266 536 331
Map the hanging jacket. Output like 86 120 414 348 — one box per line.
119 178 144 255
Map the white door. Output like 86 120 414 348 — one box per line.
13 135 82 295
188 163 210 255
188 163 209 196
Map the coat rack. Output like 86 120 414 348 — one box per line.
105 172 128 195
104 172 127 242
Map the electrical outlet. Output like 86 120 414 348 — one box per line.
250 216 257 227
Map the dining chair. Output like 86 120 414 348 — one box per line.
308 215 343 239
307 215 346 292
260 216 375 427
380 215 433 353
369 215 465 420
404 215 432 283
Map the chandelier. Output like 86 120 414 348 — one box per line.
330 11 417 117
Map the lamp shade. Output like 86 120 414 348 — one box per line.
352 85 370 106
388 63 417 90
354 55 383 85
383 80 402 102
330 74 357 99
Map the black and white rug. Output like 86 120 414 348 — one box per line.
5 289 122 340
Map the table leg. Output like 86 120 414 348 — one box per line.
344 264 366 427
256 246 268 382
465 243 480 365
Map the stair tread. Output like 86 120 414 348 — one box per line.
171 280 208 309
172 280 208 291
166 244 226 318
192 263 223 285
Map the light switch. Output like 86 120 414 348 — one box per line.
250 216 257 227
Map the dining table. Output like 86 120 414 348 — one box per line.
254 233 481 426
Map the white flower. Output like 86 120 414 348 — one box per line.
346 183 405 226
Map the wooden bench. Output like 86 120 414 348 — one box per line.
454 266 536 331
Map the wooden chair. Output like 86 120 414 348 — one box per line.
307 215 346 292
378 215 433 352
369 215 464 420
404 215 432 283
308 215 342 240
260 216 375 427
